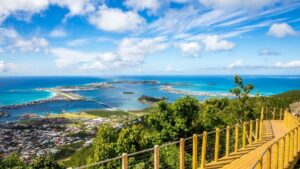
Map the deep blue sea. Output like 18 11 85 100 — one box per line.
1 75 300 122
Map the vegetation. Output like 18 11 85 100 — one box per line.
2 75 300 169
0 153 63 169
84 109 129 117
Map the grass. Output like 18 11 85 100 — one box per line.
84 109 129 117
48 112 98 119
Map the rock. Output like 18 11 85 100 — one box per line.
123 91 134 94
138 95 166 104
0 111 9 117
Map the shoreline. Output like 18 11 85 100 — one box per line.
160 85 235 97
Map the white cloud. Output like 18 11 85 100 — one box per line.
258 48 281 56
275 60 300 68
51 48 94 68
0 60 18 72
67 38 89 47
203 35 235 51
88 6 145 33
0 28 48 53
176 42 201 57
117 37 167 64
125 0 160 13
228 60 242 68
164 65 181 72
10 37 48 53
267 23 297 38
50 28 67 37
51 37 167 71
199 0 277 10
0 0 95 23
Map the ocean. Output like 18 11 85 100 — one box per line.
1 75 300 122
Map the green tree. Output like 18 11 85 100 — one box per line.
30 156 63 169
229 75 254 121
0 153 26 169
91 124 118 163
146 96 200 141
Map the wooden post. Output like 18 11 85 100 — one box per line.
235 124 239 152
242 122 246 148
192 134 198 169
273 141 278 169
249 120 253 145
259 120 263 141
257 157 262 169
122 153 128 169
255 119 259 142
273 107 276 120
260 107 264 120
279 138 285 169
284 134 290 168
179 138 185 169
200 132 207 169
298 126 300 152
294 128 298 157
266 107 268 119
214 128 220 162
225 126 230 157
154 145 159 169
266 147 271 169
280 108 283 120
290 130 294 160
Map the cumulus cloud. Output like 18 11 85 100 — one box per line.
88 6 145 33
51 37 167 71
199 0 277 10
203 35 235 51
267 23 297 38
228 60 242 68
176 42 201 57
0 60 17 72
67 38 90 47
49 28 67 38
117 37 167 64
0 0 95 23
0 28 48 53
125 0 160 13
275 60 300 68
258 48 282 56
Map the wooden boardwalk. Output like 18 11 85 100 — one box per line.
204 120 293 169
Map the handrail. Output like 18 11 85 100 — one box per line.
251 111 300 169
74 107 283 169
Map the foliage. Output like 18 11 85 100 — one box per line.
30 156 64 169
0 153 26 169
0 153 63 169
229 75 255 121
146 96 200 141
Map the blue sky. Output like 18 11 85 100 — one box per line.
0 0 300 75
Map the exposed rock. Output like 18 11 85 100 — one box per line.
0 111 9 117
138 95 166 104
290 102 300 115
123 91 134 94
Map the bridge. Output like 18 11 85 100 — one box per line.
76 108 300 169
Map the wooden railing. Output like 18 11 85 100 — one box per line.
75 107 286 169
251 111 300 169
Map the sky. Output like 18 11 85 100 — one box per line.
0 0 300 76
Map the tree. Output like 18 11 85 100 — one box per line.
146 96 200 141
91 124 118 163
30 156 63 169
0 153 26 169
229 75 254 121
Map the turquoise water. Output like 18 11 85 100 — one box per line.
0 75 300 122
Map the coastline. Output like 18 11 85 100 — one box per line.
160 85 235 97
